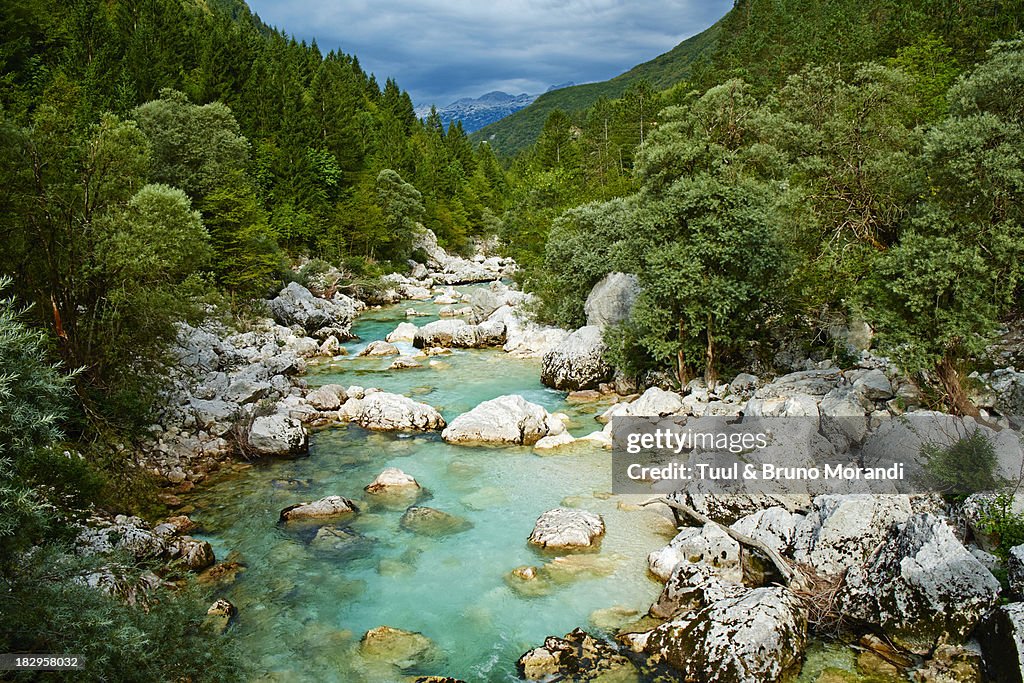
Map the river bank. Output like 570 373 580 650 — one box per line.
71 231 1024 682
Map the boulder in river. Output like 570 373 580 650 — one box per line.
541 326 613 391
359 340 400 357
399 506 472 536
441 394 565 446
365 468 421 494
385 322 419 343
280 496 358 522
359 625 438 668
347 391 446 432
517 628 638 681
528 508 605 550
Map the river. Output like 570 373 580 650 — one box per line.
188 287 674 682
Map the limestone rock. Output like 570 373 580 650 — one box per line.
541 326 613 391
792 494 913 576
365 468 420 494
631 586 807 683
584 272 640 329
359 340 400 357
280 496 358 522
385 322 418 343
359 625 437 668
306 384 347 411
517 628 638 681
268 282 355 337
248 413 308 456
528 508 605 549
647 524 742 583
399 506 472 536
350 392 445 432
840 513 1001 654
442 395 564 446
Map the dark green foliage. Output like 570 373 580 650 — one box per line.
0 285 243 681
977 493 1024 562
922 430 1001 496
1 554 244 683
472 21 720 155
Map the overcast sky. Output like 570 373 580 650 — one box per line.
244 0 733 108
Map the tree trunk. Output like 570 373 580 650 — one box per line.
936 353 980 418
676 318 689 387
704 314 717 386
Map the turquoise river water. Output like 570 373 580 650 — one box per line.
188 289 678 682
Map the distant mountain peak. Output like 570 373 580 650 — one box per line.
415 91 538 133
546 81 576 92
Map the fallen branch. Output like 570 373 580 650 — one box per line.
641 496 808 590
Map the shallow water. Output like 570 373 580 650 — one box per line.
190 289 673 682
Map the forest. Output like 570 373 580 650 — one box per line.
0 0 1022 679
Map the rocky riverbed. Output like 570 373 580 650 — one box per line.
72 231 1024 682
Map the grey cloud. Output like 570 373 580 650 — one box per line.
246 0 732 106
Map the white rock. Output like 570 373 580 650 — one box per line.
631 586 807 683
792 494 912 576
280 496 358 521
385 322 418 343
584 272 640 329
528 508 605 549
349 392 445 432
840 513 1001 654
442 395 564 445
647 524 742 583
365 467 420 494
541 326 612 391
248 413 308 456
534 432 577 451
359 340 400 357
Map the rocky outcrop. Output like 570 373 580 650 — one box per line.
412 319 506 349
441 395 566 445
76 514 215 572
625 586 807 683
792 494 913 576
647 524 742 583
412 227 514 284
839 513 1001 654
280 496 358 522
584 272 639 329
268 281 356 338
342 391 445 432
541 326 613 391
528 508 605 549
247 413 308 456
517 628 638 681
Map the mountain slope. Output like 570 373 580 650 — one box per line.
471 20 721 155
417 91 538 133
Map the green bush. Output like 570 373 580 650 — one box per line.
921 429 1001 496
